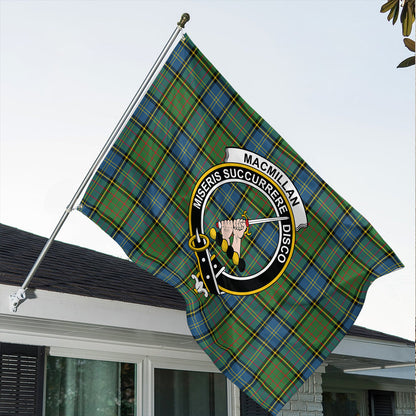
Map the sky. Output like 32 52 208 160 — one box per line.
0 0 414 340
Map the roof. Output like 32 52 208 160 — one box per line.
347 325 414 346
0 223 413 345
0 223 185 311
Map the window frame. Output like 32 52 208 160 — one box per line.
45 349 142 416
322 387 367 416
144 356 236 416
46 348 236 416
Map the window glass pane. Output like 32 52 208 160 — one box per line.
45 356 136 416
154 368 227 416
323 391 361 416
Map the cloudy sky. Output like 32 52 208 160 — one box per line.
1 0 414 340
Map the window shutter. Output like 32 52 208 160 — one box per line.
240 391 272 416
369 390 395 416
0 343 45 416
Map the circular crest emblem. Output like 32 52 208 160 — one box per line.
188 148 307 296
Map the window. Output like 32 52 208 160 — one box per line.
323 391 363 416
45 356 136 416
2 342 233 416
154 368 228 416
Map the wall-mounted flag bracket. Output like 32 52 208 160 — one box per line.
9 288 26 313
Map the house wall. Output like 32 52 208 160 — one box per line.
280 369 324 416
0 285 414 416
395 391 415 416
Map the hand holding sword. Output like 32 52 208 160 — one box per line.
210 213 289 271
216 215 289 235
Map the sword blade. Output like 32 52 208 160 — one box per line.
248 216 288 225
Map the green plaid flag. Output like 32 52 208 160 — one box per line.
79 34 403 415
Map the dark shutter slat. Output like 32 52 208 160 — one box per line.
0 343 45 416
369 390 395 416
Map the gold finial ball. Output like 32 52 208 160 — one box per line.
178 13 190 28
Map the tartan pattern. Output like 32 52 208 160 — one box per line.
80 34 403 415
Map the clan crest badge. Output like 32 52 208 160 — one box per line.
188 148 308 296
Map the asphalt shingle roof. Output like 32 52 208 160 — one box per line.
0 223 186 311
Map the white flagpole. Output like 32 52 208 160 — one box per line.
9 13 191 313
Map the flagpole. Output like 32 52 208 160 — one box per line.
9 13 190 313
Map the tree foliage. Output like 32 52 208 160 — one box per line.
380 0 415 67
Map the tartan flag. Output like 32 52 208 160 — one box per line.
79 34 403 415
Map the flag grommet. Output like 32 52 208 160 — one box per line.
188 234 210 252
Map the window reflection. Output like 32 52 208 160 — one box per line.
45 356 135 416
154 368 227 416
323 391 361 416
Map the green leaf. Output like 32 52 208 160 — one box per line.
408 0 416 18
403 15 413 36
393 3 400 24
404 37 415 52
400 2 414 36
400 1 407 24
381 0 398 13
388 3 400 22
397 56 415 67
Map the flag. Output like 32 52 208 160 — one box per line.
79 34 403 415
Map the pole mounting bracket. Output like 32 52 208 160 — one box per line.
9 288 26 313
